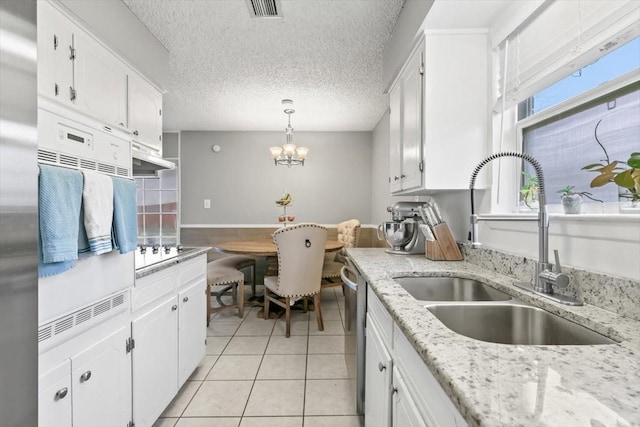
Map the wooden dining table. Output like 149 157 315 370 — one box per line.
215 239 345 257
215 239 345 277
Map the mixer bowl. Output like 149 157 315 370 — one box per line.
379 221 415 251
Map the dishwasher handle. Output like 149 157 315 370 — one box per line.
340 266 358 291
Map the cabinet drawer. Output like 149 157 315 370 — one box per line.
133 266 178 312
179 255 206 287
367 287 393 349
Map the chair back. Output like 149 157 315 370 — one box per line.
335 219 360 263
273 223 328 297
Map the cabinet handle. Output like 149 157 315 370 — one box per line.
68 45 75 60
378 362 386 372
119 122 124 126
172 304 178 311
392 386 398 394
54 83 59 96
393 176 400 181
400 174 406 179
54 387 68 400
79 371 91 382
69 87 76 102
133 130 139 136
183 296 189 303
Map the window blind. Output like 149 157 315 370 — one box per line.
495 0 640 111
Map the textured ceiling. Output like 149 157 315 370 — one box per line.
122 0 405 132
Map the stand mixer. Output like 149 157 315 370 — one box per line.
377 202 426 255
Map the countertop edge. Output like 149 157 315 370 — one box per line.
135 247 211 279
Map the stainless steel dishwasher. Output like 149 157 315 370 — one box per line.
341 262 366 416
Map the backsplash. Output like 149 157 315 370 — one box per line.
460 244 640 321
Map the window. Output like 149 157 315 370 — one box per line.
519 37 640 207
136 161 179 245
522 84 639 204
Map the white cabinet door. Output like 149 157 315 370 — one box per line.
38 360 72 427
73 32 128 128
37 1 74 105
132 295 179 427
392 367 428 427
389 83 403 194
365 316 392 427
128 74 163 154
71 325 132 427
178 278 206 384
400 47 423 192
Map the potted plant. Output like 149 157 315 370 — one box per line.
581 119 640 209
557 185 603 214
520 172 539 211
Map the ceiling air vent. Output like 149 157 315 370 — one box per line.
247 0 282 18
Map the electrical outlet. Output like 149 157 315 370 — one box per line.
204 199 211 209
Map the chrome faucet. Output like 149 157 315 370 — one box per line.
469 152 581 306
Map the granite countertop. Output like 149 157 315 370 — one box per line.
347 248 640 427
135 247 210 279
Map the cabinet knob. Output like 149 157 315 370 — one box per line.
378 362 386 372
172 304 178 311
183 296 189 303
80 371 92 382
392 386 398 394
54 387 68 400
133 130 139 136
400 174 406 179
394 176 400 181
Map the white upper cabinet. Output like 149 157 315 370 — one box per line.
128 74 163 155
37 1 128 128
389 31 489 194
73 32 128 128
389 38 424 194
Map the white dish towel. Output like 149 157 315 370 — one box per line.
82 170 114 255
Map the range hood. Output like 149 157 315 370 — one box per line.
132 147 175 175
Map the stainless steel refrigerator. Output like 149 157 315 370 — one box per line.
0 1 38 425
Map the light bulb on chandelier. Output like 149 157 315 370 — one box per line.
269 100 308 167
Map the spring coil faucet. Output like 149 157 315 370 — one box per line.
469 152 581 306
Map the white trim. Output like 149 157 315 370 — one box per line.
181 223 381 229
517 70 640 129
479 213 640 223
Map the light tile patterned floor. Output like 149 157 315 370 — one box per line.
153 286 363 427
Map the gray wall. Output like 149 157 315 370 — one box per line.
180 131 373 225
163 132 179 158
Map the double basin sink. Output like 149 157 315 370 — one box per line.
394 276 615 345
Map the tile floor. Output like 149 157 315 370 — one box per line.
153 285 363 427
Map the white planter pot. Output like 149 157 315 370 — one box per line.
561 194 583 214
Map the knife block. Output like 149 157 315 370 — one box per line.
424 223 463 261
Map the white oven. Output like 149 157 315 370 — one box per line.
37 104 135 326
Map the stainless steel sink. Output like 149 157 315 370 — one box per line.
394 276 512 302
427 304 616 345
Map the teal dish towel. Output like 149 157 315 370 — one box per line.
38 165 83 277
111 176 138 254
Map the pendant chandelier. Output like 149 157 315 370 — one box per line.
269 100 308 167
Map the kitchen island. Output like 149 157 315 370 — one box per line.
347 248 640 427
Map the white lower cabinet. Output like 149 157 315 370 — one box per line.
38 325 132 427
39 361 72 427
365 287 466 427
365 315 393 427
178 278 207 385
132 255 207 427
392 366 427 427
132 295 179 427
